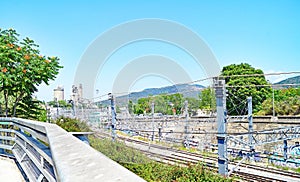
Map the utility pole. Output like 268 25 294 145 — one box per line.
272 86 275 117
151 102 155 141
109 93 116 141
45 102 50 123
158 126 162 142
248 97 254 151
68 100 75 117
248 97 254 159
214 78 228 176
283 140 288 162
55 98 59 117
184 100 189 148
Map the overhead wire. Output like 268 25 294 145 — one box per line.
217 71 300 79
88 71 300 150
115 128 300 136
100 71 300 99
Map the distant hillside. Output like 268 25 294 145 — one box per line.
99 84 205 106
275 75 300 88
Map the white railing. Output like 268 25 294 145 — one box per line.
0 117 145 182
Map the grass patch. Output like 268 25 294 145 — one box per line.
89 135 233 181
122 162 233 182
89 135 150 164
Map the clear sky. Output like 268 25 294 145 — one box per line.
1 0 299 101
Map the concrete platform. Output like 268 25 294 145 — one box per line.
0 156 25 182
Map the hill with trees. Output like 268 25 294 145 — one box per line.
99 84 204 106
127 86 217 116
275 75 300 88
275 75 300 85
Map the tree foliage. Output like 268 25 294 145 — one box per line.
16 95 46 121
55 117 90 132
130 91 218 116
186 97 200 113
199 87 216 111
257 88 300 116
128 100 134 114
48 100 72 108
221 63 271 115
0 28 62 117
131 93 192 115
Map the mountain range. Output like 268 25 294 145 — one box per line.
98 75 299 106
99 84 205 106
275 75 300 86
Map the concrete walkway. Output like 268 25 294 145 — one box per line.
0 156 25 182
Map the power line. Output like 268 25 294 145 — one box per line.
226 83 300 88
115 128 300 136
218 71 300 79
112 86 209 98
94 71 300 101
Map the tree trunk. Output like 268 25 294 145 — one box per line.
4 90 8 117
12 92 24 117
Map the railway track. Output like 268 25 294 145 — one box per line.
170 148 300 180
237 162 300 180
93 132 300 181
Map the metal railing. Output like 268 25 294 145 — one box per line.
0 117 145 182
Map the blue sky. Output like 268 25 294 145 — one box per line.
1 0 299 101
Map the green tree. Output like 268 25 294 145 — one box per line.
16 95 46 121
48 100 72 108
165 93 183 115
185 97 199 114
136 97 151 114
153 95 165 114
116 105 121 113
221 63 271 115
128 100 133 114
133 104 144 115
0 28 62 117
258 88 300 115
132 93 185 115
199 87 216 111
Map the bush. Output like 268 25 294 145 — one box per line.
54 117 90 132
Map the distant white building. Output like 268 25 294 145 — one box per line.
53 86 64 101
